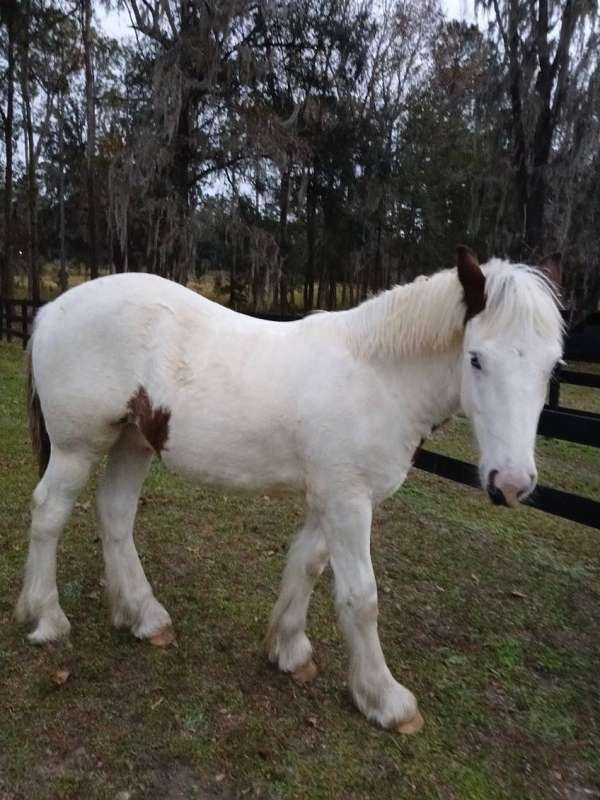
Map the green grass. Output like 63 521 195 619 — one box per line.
1 340 599 800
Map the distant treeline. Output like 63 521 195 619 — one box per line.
0 0 599 314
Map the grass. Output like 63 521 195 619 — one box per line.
0 339 599 800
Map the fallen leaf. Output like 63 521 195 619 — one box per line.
471 573 480 585
51 669 70 686
510 590 527 599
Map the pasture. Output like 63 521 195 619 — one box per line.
0 339 599 800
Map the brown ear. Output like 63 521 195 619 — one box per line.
540 252 562 287
456 245 486 323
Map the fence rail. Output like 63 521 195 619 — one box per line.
1 295 598 530
414 450 599 530
539 406 600 447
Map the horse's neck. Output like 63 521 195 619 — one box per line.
338 272 466 433
397 349 463 433
341 268 465 362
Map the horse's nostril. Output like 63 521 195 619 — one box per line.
486 470 508 506
487 486 508 506
488 469 499 488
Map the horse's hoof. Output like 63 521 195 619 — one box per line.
149 627 177 648
292 659 318 685
27 614 71 645
395 710 425 735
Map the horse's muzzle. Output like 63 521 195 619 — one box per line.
486 469 535 507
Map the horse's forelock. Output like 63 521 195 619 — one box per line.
478 261 565 343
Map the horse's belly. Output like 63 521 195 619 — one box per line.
163 450 304 494
161 413 304 494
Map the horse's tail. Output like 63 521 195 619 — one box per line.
26 338 51 478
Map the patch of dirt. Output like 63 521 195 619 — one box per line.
143 757 238 800
551 765 600 800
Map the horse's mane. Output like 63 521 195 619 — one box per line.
338 258 564 360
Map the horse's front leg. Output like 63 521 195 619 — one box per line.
323 494 424 733
266 511 329 683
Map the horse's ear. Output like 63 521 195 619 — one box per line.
456 245 486 323
540 252 562 287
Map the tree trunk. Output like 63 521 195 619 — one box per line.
278 165 290 313
327 262 336 310
1 4 16 299
58 90 68 293
501 0 579 258
507 0 528 253
20 5 40 304
373 216 383 293
171 93 191 283
316 256 327 308
82 0 98 279
230 238 237 309
304 175 316 311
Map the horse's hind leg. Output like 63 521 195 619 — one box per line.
96 426 172 641
266 510 329 682
15 448 94 643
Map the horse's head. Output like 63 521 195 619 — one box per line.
456 247 564 507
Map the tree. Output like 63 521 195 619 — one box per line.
480 0 598 259
0 0 17 298
0 0 596 314
81 0 98 279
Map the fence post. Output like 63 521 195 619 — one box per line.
6 302 12 343
0 299 3 342
21 302 28 349
548 366 561 409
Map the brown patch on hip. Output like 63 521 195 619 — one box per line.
127 385 171 455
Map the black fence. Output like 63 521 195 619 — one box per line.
1 296 599 530
0 298 38 347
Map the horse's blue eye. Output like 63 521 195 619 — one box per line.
470 353 482 370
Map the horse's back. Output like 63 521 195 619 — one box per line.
31 275 236 443
35 273 234 337
30 274 319 476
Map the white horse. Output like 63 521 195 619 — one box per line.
15 247 563 734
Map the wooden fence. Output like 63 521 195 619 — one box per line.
2 297 599 530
